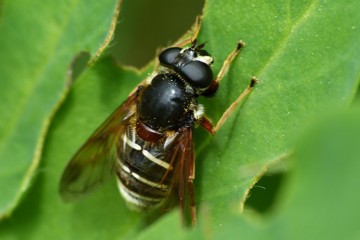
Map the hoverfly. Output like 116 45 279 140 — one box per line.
60 23 257 226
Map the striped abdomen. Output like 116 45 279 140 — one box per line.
116 124 177 210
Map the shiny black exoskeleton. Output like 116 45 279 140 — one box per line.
138 43 215 132
59 38 254 224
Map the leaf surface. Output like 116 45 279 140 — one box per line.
1 0 360 239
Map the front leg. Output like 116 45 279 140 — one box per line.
200 77 257 135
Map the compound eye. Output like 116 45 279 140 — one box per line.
159 47 181 67
180 61 213 88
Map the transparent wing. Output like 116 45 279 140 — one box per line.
59 93 137 201
165 128 196 226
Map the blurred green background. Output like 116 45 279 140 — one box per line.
108 0 204 67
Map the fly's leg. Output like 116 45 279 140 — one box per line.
188 161 196 226
199 41 258 134
200 77 257 134
202 41 246 96
187 134 196 226
177 129 197 226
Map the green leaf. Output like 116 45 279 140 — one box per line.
1 0 360 239
195 0 360 226
0 58 148 239
0 0 120 218
211 107 360 239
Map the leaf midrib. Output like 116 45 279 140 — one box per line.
254 1 317 78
